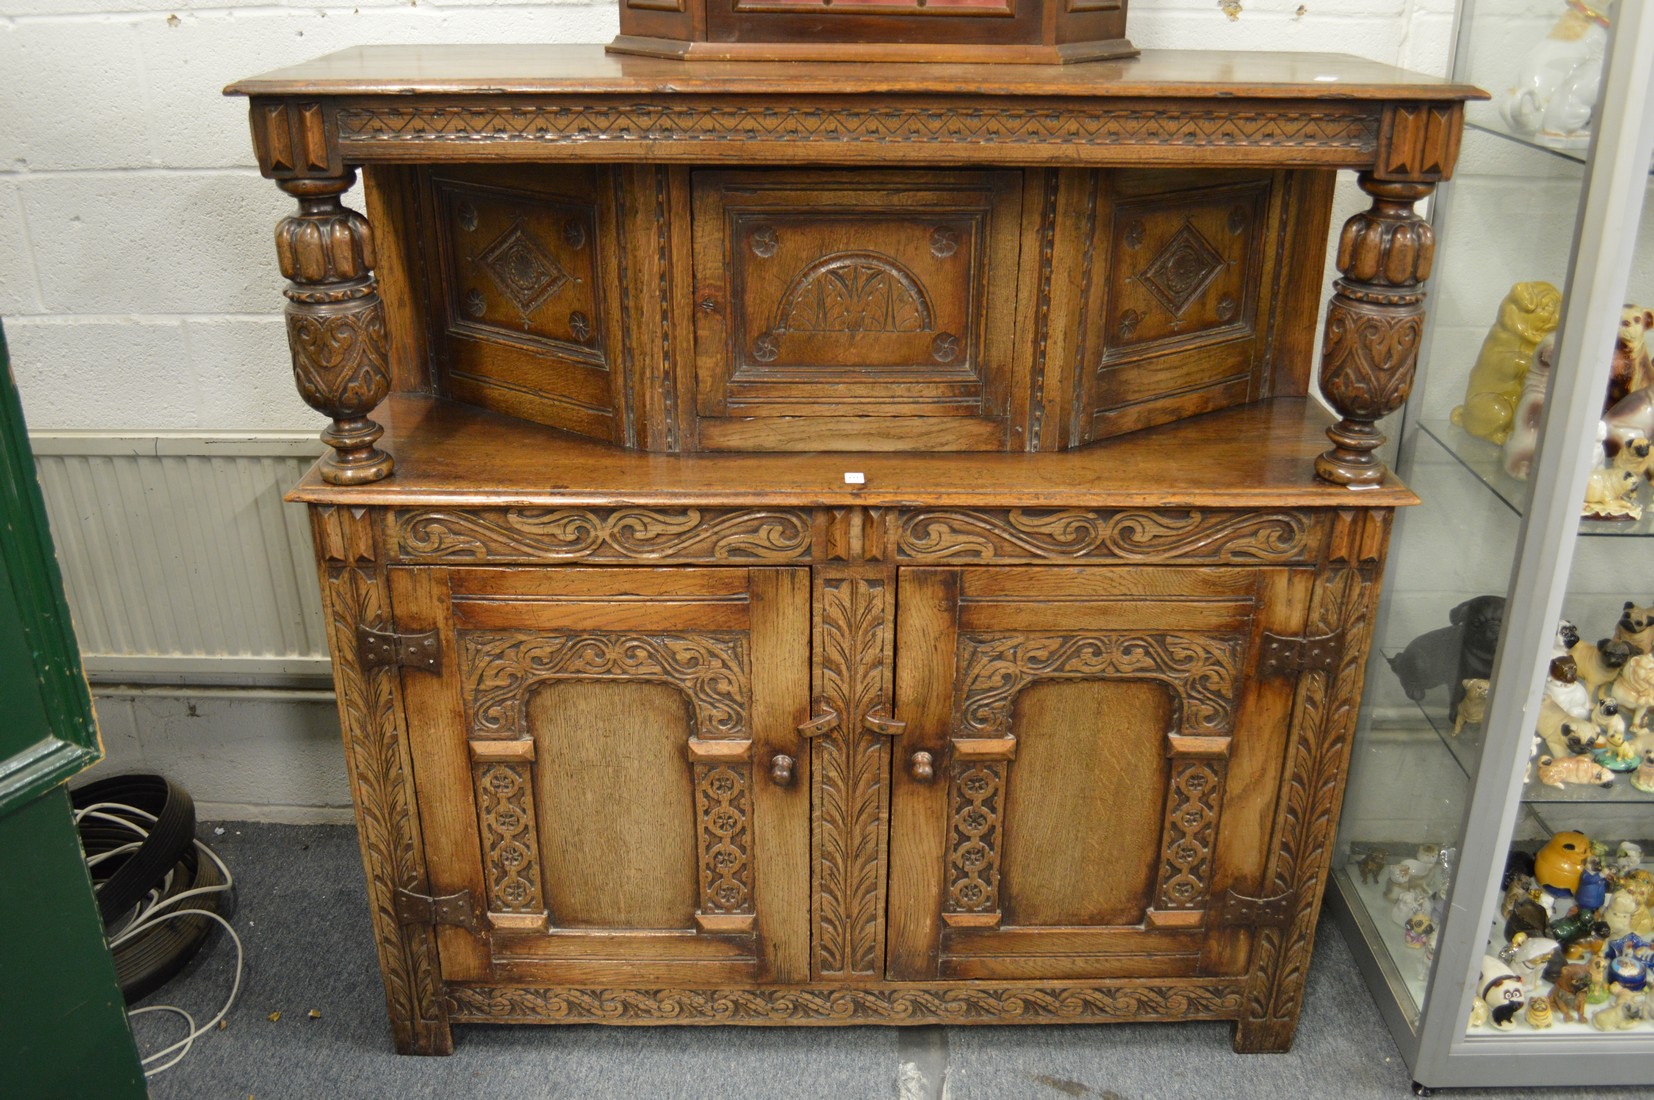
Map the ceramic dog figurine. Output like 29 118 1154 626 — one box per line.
1608 307 1654 411
1503 333 1557 480
1610 652 1654 729
1525 995 1555 1029
1591 985 1643 1031
1536 754 1616 790
1452 281 1563 444
1550 964 1592 1023
1500 1 1610 149
1583 438 1647 519
1387 596 1506 721
1355 846 1389 885
1615 602 1654 655
1572 637 1634 698
1453 679 1491 736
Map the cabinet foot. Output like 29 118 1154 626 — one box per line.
1231 1017 1294 1054
392 1017 455 1057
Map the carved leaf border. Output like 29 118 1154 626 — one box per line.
447 981 1247 1024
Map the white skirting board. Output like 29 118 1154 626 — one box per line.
31 431 332 688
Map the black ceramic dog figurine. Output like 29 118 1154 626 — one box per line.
1387 595 1506 721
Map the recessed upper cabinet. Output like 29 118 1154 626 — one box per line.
404 164 1330 453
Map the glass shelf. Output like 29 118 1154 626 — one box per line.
1393 676 1654 807
1465 117 1592 168
1418 420 1654 538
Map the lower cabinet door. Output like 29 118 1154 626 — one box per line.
886 565 1309 981
391 565 812 985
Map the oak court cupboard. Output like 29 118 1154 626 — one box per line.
225 44 1479 1055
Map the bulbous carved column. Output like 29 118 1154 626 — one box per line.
1316 174 1436 485
276 171 394 485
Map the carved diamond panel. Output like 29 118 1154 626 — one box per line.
480 223 569 315
435 177 603 363
1104 178 1270 357
1139 223 1224 318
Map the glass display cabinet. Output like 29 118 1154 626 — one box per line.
1329 0 1654 1090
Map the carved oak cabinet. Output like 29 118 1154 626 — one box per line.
227 47 1478 1056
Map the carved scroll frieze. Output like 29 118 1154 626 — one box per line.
955 632 1244 740
336 102 1381 161
447 980 1247 1025
945 762 1005 918
813 573 890 978
460 631 749 740
394 507 813 564
896 509 1312 564
475 762 546 918
696 764 754 916
309 505 447 1054
1155 759 1225 911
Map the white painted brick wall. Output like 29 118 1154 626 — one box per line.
0 1 1455 431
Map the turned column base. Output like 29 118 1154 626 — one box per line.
319 416 395 485
1315 418 1388 486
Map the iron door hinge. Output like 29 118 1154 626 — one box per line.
1217 887 1295 927
394 887 479 931
1258 630 1342 677
357 625 441 672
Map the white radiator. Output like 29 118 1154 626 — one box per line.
31 432 333 687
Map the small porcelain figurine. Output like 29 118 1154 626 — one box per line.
1582 436 1647 520
1577 860 1609 913
1591 985 1643 1031
1467 995 1490 1029
1595 728 1641 771
1385 857 1434 900
1403 912 1436 949
1611 653 1654 729
1614 841 1645 877
1524 995 1555 1030
1537 753 1616 790
1610 955 1649 993
1452 679 1491 737
1425 846 1456 898
1480 957 1527 1030
1354 846 1389 885
1385 596 1505 722
1501 0 1610 149
1571 636 1634 699
1614 601 1654 655
1587 954 1613 1005
1392 886 1431 927
1634 750 1654 794
1504 334 1558 479
1537 832 1594 894
1453 281 1563 444
1510 934 1561 980
1546 655 1594 720
1608 892 1640 939
1550 964 1592 1023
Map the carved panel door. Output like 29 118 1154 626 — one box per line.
393 566 812 986
885 565 1310 981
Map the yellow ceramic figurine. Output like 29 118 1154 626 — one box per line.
1452 281 1563 443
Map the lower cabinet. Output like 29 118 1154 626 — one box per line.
309 503 1391 1054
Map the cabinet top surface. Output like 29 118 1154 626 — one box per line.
288 396 1417 509
226 45 1483 102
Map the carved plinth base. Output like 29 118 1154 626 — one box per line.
320 415 396 485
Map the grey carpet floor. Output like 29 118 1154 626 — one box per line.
129 824 1650 1100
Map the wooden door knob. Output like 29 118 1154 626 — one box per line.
770 753 796 787
909 751 935 782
